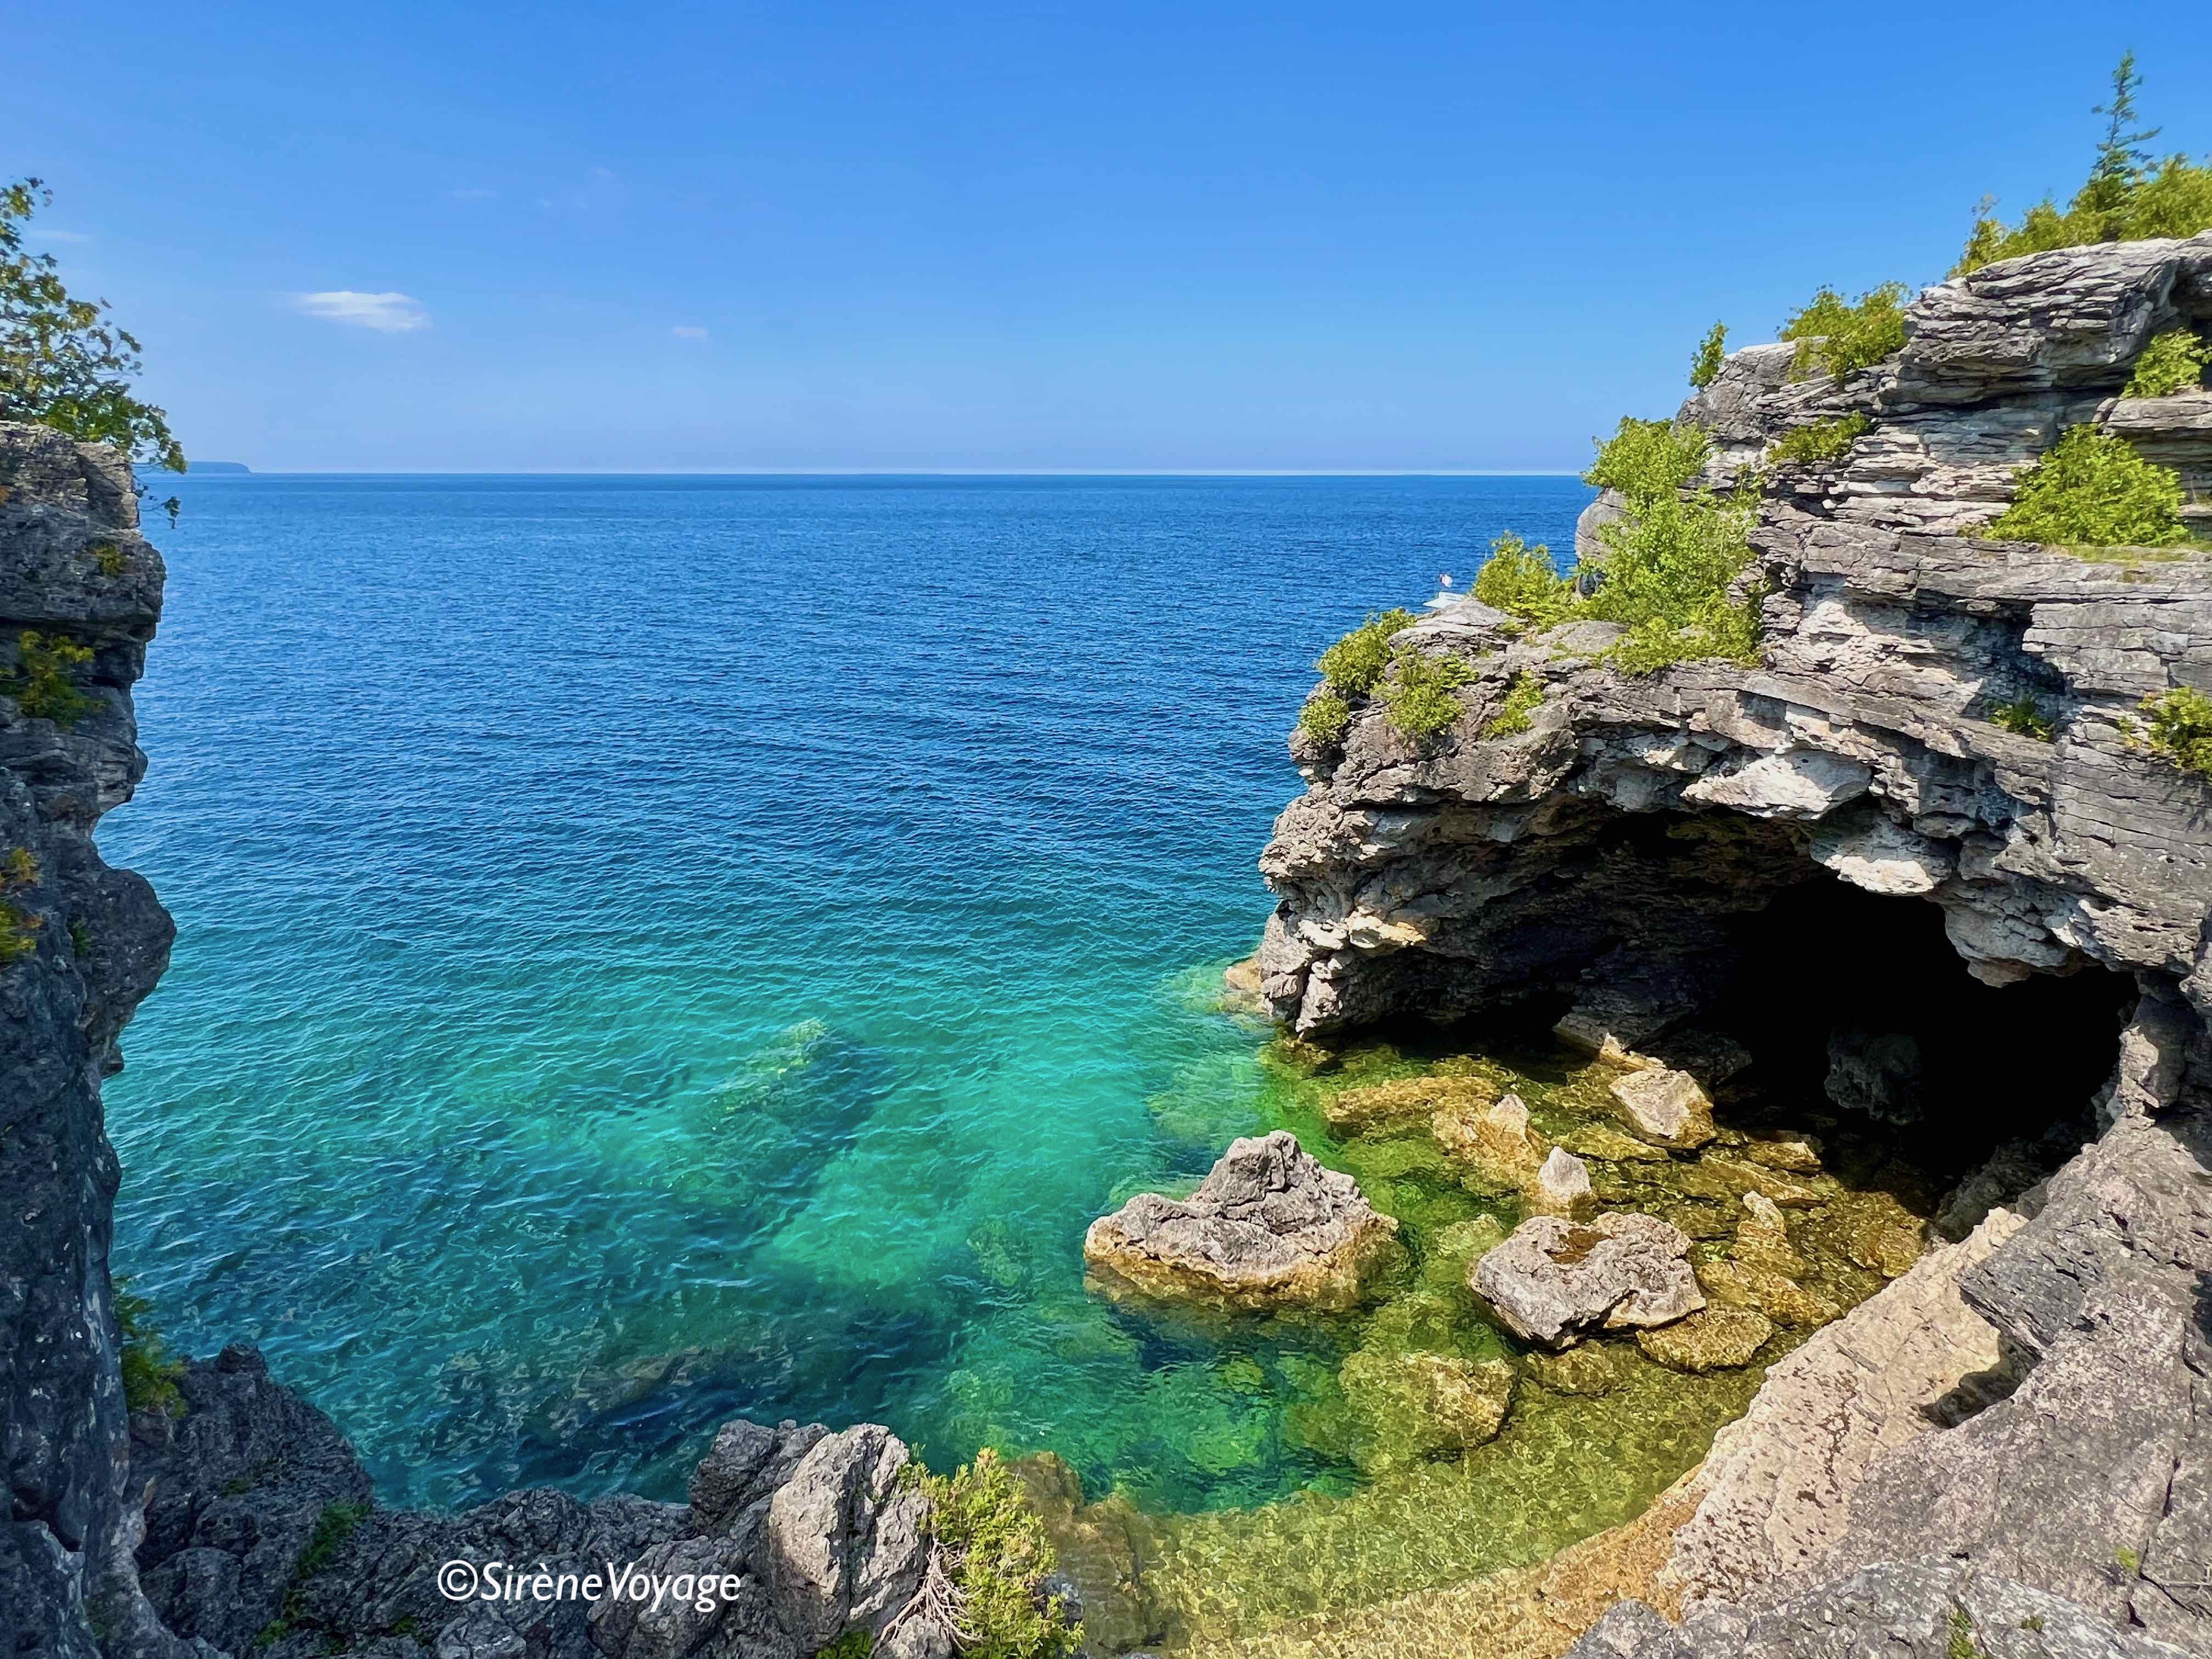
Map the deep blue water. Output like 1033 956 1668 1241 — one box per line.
101 474 1592 1511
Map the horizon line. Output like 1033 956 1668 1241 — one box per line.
186 466 1592 479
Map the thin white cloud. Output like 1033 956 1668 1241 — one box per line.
29 228 91 244
448 187 498 201
589 166 618 180
672 325 710 340
293 291 430 332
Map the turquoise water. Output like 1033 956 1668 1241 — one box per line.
102 475 1591 1513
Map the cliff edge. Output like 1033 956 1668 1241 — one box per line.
1257 235 2212 1655
0 424 177 1656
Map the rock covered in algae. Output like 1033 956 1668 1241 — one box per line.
1607 1068 1718 1149
1635 1305 1775 1373
1338 1346 1516 1466
1471 1212 1705 1348
1324 1069 1497 1135
1083 1130 1399 1311
1432 1089 1546 1182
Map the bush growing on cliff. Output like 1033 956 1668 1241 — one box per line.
1956 56 2212 275
909 1449 1082 1659
8 630 95 725
1472 533 1576 629
1297 686 1352 748
1315 610 1417 696
114 1281 187 1417
1584 417 1710 509
1989 697 2056 741
1482 673 1544 738
1 179 185 496
1769 414 1871 468
1379 648 1475 740
2124 330 2211 399
0 846 37 965
1780 284 1909 382
1983 425 2186 548
1571 415 1765 673
2128 687 2212 778
1689 322 1728 390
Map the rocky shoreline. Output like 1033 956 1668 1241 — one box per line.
1246 232 2212 1656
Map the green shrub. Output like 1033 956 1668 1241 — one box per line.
3 846 35 888
88 540 129 577
1297 687 1352 747
1957 58 2212 275
1780 284 1909 382
1989 697 2056 741
114 1281 187 1417
1482 673 1544 738
0 903 35 965
9 630 95 725
2129 687 2212 776
915 1449 1082 1659
1583 417 1710 510
1472 533 1576 629
1314 610 1417 695
1770 414 1871 467
818 1634 874 1659
1585 482 1763 668
2124 330 2211 398
1984 425 2186 548
1577 417 1765 673
1379 649 1475 740
1689 321 1728 391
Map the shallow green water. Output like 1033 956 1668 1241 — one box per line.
99 471 1596 1512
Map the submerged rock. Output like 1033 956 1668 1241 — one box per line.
1324 1069 1496 1135
1608 1068 1718 1149
1471 1213 1705 1348
1338 1346 1516 1466
1636 1305 1775 1373
1434 1090 1548 1183
1525 1344 1631 1397
1083 1131 1399 1311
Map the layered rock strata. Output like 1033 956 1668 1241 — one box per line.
1259 235 2212 1655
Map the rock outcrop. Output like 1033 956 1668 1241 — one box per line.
1083 1130 1399 1310
0 425 178 1658
1470 1214 1705 1349
1257 234 2212 1656
117 1342 975 1659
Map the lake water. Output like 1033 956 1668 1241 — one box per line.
101 473 1591 1512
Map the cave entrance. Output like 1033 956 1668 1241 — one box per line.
1702 869 2136 1181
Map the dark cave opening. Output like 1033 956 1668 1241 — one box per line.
1703 868 2137 1182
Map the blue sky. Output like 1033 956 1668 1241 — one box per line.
8 3 2205 472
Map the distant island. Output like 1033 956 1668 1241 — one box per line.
186 460 251 473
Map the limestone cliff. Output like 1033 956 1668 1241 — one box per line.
0 424 177 1656
1257 234 2212 1654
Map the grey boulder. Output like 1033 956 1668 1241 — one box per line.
764 1426 930 1652
1472 1212 1704 1348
